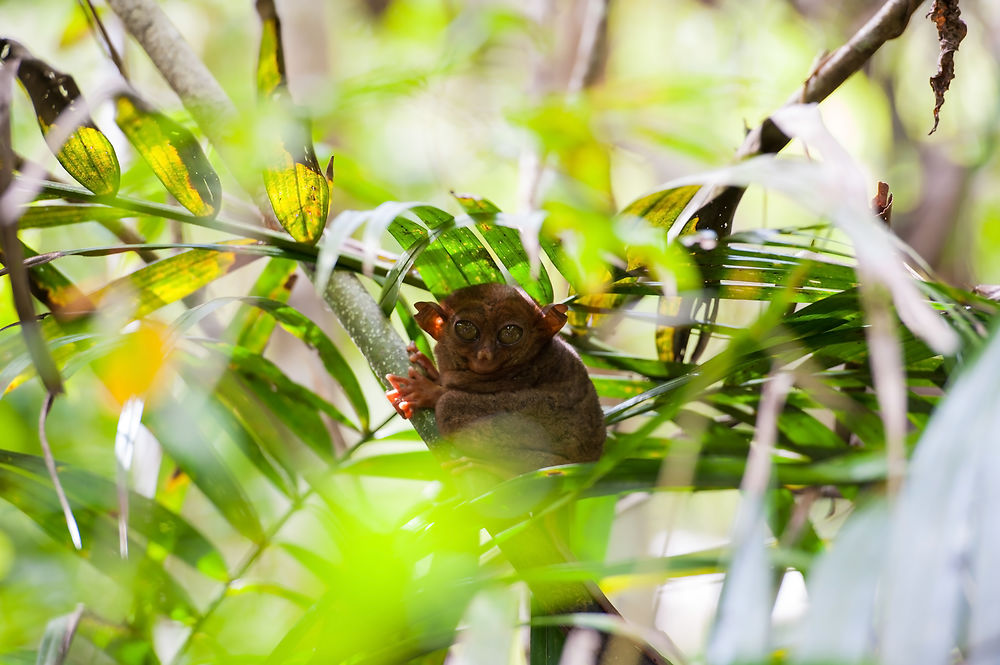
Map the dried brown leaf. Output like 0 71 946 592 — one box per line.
871 181 893 226
928 0 967 135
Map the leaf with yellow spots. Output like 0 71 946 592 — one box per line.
262 155 330 244
1 39 119 195
91 240 260 319
114 92 221 218
1 243 260 395
255 0 329 245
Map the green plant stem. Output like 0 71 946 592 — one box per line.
26 181 431 288
319 271 442 448
33 181 308 253
169 487 314 665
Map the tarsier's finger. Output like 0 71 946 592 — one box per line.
409 353 439 379
384 388 412 418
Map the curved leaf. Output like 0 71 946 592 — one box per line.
92 241 261 318
0 465 198 621
262 150 330 245
0 448 227 580
1 39 119 195
453 194 554 304
16 204 134 229
146 398 266 544
114 92 221 218
190 341 351 460
226 258 298 352
178 296 368 430
387 207 505 299
256 0 329 244
35 605 83 665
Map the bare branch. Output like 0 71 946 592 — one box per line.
104 0 237 142
739 0 926 160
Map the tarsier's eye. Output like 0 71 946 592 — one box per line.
454 320 479 341
497 324 523 345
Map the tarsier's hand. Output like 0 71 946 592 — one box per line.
385 344 443 419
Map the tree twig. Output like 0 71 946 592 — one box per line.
738 0 926 160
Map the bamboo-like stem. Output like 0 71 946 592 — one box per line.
321 271 442 447
104 0 237 141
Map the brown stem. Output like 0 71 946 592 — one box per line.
738 0 926 160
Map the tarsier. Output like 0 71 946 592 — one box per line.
385 283 605 475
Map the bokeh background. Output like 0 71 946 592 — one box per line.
2 0 998 662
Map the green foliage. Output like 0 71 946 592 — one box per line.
1 1 999 665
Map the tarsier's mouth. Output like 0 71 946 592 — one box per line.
467 362 503 375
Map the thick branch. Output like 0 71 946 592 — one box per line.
321 271 441 446
104 0 237 143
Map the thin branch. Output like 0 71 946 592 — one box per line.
0 52 64 393
738 0 926 160
78 0 129 78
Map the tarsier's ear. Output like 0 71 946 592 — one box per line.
414 301 448 339
540 303 569 337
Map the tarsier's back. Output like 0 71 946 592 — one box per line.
386 283 605 475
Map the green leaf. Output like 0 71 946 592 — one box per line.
387 208 505 299
614 185 710 360
195 341 351 458
227 582 313 608
179 296 368 431
620 184 701 237
114 92 221 218
377 216 455 316
0 465 198 621
0 448 228 580
207 375 300 499
1 39 119 195
146 400 266 544
337 448 443 481
452 193 554 304
16 204 135 229
255 0 285 97
256 0 329 244
35 605 83 665
225 258 298 352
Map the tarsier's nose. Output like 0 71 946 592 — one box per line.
476 348 493 362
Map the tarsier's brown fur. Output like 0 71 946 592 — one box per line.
386 283 605 474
